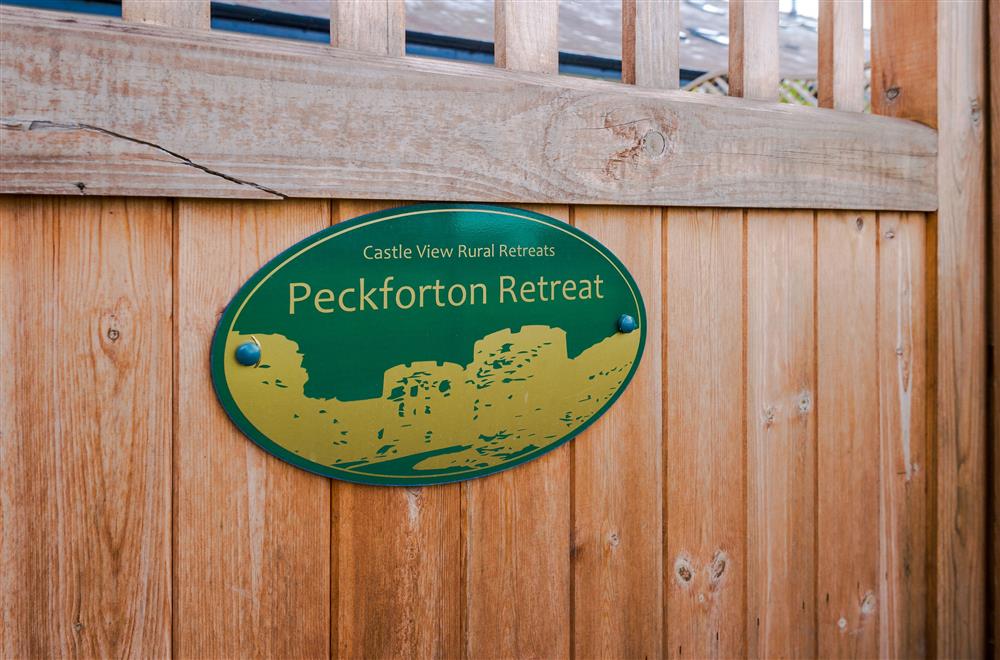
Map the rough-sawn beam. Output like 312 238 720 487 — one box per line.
0 7 936 210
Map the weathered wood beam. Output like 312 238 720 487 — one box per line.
0 7 936 210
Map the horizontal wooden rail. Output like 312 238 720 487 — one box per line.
0 7 936 210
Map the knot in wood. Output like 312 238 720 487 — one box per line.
674 555 694 584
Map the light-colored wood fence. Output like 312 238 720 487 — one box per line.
0 0 990 658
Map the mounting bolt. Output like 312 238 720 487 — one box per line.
617 314 638 333
235 338 262 366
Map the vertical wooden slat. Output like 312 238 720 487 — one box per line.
870 0 937 126
173 201 331 658
818 0 865 112
0 197 56 659
870 4 935 655
330 0 405 56
465 205 570 660
0 197 172 657
466 13 568 655
746 210 816 659
121 0 210 29
935 0 988 655
330 200 462 659
991 3 1000 655
494 0 559 74
729 0 779 100
572 206 662 658
727 12 784 657
664 208 744 659
816 210 879 657
622 0 680 89
877 211 928 658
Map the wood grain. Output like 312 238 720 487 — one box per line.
818 0 865 112
935 0 988 655
121 0 209 30
0 197 172 657
622 0 680 89
330 0 405 56
494 0 558 74
572 206 662 658
729 0 779 100
870 0 937 127
331 200 462 659
173 200 331 658
464 205 572 660
991 1 1000 654
816 210 879 657
877 211 928 658
745 209 816 659
664 208 744 658
0 7 937 210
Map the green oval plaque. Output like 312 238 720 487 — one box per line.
211 204 645 485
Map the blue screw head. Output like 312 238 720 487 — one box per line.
235 340 262 366
617 314 637 333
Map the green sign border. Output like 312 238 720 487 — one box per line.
210 203 647 486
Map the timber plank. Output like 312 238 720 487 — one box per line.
870 0 937 127
0 197 172 657
572 206 662 659
0 197 57 658
330 0 405 56
729 0 779 100
622 0 680 89
494 0 558 74
818 0 865 113
331 200 463 659
121 0 209 30
745 209 816 659
934 0 988 655
991 0 1000 654
467 16 570 655
877 211 928 658
173 200 331 658
664 208 744 658
464 205 571 660
816 210 879 657
0 7 936 210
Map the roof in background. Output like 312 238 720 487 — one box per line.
239 0 861 76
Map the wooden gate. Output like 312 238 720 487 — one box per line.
0 1 991 657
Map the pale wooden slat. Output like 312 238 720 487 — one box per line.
330 0 405 56
121 0 209 29
818 0 865 112
870 0 937 126
877 211 928 658
991 7 1000 655
0 7 938 211
572 206 662 658
816 210 879 656
494 0 558 74
622 0 680 89
664 208 744 658
729 0 779 100
173 200 331 658
934 0 988 655
745 209 816 659
0 197 56 658
331 200 462 659
335 483 462 657
0 198 172 657
465 205 571 660
466 15 569 651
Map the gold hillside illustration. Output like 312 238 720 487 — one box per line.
224 326 639 477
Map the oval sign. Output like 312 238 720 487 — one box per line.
211 204 645 485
